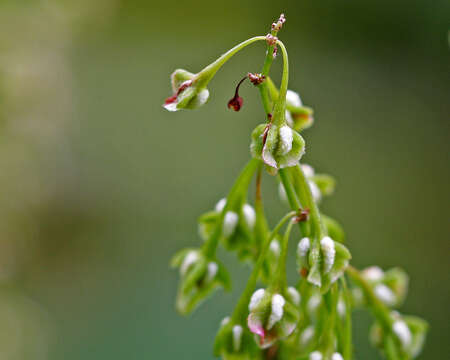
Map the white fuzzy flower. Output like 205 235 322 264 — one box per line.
309 180 321 202
393 320 412 349
206 262 218 281
301 163 315 178
215 198 227 212
242 204 256 229
298 237 311 258
362 266 384 282
223 211 238 237
374 284 396 306
270 240 281 256
331 352 344 360
320 236 336 273
267 294 285 329
309 351 323 360
279 125 293 155
300 325 315 345
286 89 303 107
287 286 301 306
232 325 243 351
249 288 266 311
180 251 199 276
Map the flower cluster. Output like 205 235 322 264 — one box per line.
164 13 428 360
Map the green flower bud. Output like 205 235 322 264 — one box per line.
247 289 300 348
369 313 428 358
163 69 210 111
250 122 305 170
360 266 409 308
197 198 258 261
171 249 230 315
214 317 261 360
305 237 351 291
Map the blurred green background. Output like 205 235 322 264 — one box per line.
0 0 448 359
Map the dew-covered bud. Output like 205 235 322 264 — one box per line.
242 204 256 229
171 249 230 315
299 325 315 347
374 284 396 306
223 211 239 237
297 237 311 271
287 286 301 306
362 266 384 282
393 319 412 349
247 289 300 348
283 89 314 132
320 236 336 273
250 122 305 171
163 69 209 111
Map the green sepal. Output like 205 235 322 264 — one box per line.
322 214 345 243
382 267 409 307
311 174 336 197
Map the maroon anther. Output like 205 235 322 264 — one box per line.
248 73 266 86
293 208 310 223
164 80 193 105
262 122 272 146
227 76 247 112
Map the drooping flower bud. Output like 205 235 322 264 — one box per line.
247 289 300 348
163 69 210 111
171 249 230 315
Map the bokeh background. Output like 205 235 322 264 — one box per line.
0 0 448 359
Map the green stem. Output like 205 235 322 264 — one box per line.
341 277 353 360
290 164 324 239
271 218 294 291
278 168 309 236
195 36 266 88
202 158 260 258
231 211 297 323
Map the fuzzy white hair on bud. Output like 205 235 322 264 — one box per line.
301 163 315 178
215 198 227 212
337 299 346 317
223 211 238 237
287 286 301 306
320 236 336 273
220 316 230 326
307 294 322 313
279 125 294 155
270 240 281 256
331 352 344 360
232 325 243 352
309 351 323 360
374 284 396 306
249 288 266 311
286 89 302 107
298 237 311 258
285 110 294 128
206 262 218 281
300 326 315 345
309 180 322 202
393 320 412 349
180 251 199 276
278 182 288 204
267 294 285 329
362 266 384 282
242 204 256 229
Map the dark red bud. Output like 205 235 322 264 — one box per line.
227 96 243 111
294 208 310 223
248 73 266 86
